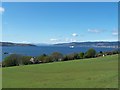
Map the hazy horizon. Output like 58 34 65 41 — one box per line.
1 40 119 45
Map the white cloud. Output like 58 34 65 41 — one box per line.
72 33 78 37
0 7 5 13
65 38 69 42
70 39 77 42
50 38 58 42
88 29 101 33
112 30 118 36
19 41 31 44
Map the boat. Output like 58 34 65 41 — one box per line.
3 52 9 54
69 45 74 48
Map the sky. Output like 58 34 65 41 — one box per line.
1 2 118 44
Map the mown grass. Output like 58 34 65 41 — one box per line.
2 55 118 88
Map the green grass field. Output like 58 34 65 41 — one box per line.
2 55 118 88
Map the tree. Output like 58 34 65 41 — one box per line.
73 53 80 59
112 50 119 54
3 54 22 67
51 52 63 62
36 54 46 63
79 52 84 59
63 55 69 61
66 54 74 60
84 48 96 58
99 51 103 54
36 54 52 63
65 53 77 60
43 56 53 63
21 56 33 65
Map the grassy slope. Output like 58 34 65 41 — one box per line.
2 55 118 88
0 68 1 89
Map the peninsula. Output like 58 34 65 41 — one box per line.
0 42 36 46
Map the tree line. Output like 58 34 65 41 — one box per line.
2 48 119 67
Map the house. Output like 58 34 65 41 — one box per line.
30 57 35 63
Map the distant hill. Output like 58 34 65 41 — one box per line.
1 41 119 48
0 42 36 46
54 41 119 48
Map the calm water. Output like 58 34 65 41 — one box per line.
1 46 117 61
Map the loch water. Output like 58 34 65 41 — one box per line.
1 46 117 61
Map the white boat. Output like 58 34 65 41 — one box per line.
69 45 74 48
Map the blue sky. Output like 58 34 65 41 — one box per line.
1 2 118 44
